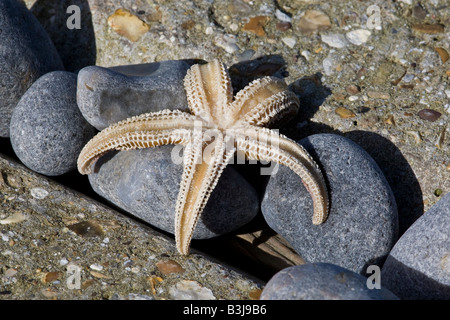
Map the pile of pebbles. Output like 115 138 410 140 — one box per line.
1 0 448 300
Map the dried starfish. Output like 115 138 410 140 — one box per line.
77 59 329 255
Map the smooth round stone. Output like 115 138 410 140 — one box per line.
0 0 64 137
381 192 450 299
260 263 399 300
77 60 191 130
88 145 259 239
261 134 398 274
10 71 96 176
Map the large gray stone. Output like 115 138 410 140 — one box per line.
260 263 399 300
10 71 96 176
76 60 192 130
261 133 398 274
381 192 450 300
88 145 260 239
0 0 64 137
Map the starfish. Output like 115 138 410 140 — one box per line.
77 59 329 255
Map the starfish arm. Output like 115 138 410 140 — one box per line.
175 131 235 255
232 126 329 224
77 109 198 174
184 59 233 124
230 77 299 127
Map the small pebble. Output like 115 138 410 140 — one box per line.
346 84 361 94
276 21 292 31
243 16 270 37
411 23 445 34
4 268 18 278
322 57 335 75
417 109 441 122
181 20 195 30
0 212 27 225
321 33 348 48
169 280 216 300
367 91 390 99
434 127 445 149
335 106 356 118
67 221 104 238
356 106 371 114
236 49 255 62
107 8 149 42
445 90 450 99
42 271 62 283
30 188 49 200
59 259 69 266
215 34 240 54
400 84 414 89
385 115 395 125
435 47 449 64
301 50 311 61
282 37 296 48
90 264 104 271
90 270 111 279
229 23 239 32
412 3 428 20
40 288 59 299
156 259 185 275
402 74 415 82
131 267 140 274
345 29 371 46
275 9 291 22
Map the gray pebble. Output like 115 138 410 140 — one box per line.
88 145 259 239
0 0 64 137
261 134 398 274
10 71 96 176
260 263 399 300
381 192 450 300
76 60 191 130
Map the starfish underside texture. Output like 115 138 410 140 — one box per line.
78 59 329 255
